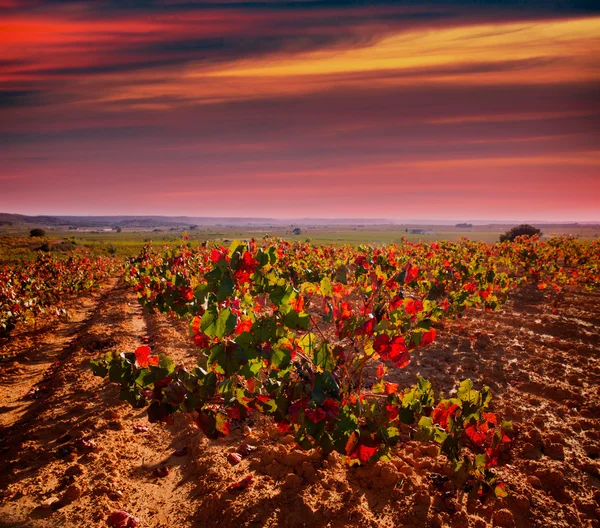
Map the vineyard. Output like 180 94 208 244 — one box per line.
0 236 599 527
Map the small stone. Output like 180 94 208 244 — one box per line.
378 464 400 487
527 429 543 447
60 484 81 504
544 443 565 460
527 475 542 489
65 464 84 477
521 442 538 459
281 473 303 490
444 497 458 513
493 508 515 527
545 469 565 489
282 451 309 467
109 491 124 501
514 495 530 513
108 421 123 431
40 496 60 509
280 435 296 445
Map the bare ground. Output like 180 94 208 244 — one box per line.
0 279 598 527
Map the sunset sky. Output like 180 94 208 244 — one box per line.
1 1 599 221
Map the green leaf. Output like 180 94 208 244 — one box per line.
200 309 217 337
270 285 294 307
217 274 235 301
320 277 333 297
90 359 108 378
313 342 335 370
208 342 244 376
494 483 508 498
311 371 339 404
475 453 487 470
215 308 237 338
440 434 460 463
228 240 245 258
282 309 310 331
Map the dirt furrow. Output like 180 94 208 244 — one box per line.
0 278 196 527
0 276 122 429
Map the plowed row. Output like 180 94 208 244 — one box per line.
0 277 598 527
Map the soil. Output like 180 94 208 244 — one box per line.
0 277 599 528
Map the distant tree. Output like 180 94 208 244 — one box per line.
116 227 122 233
499 224 541 243
189 224 198 230
292 227 302 235
30 228 45 237
455 223 472 228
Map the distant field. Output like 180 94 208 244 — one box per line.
1 223 598 264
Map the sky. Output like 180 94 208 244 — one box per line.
1 0 599 221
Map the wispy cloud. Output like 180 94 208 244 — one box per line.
1 1 599 219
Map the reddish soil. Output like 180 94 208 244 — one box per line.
0 278 599 528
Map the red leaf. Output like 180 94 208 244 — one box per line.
420 328 437 347
108 510 140 528
389 295 403 311
191 316 201 334
305 408 326 423
194 332 210 348
135 346 152 368
229 474 254 491
405 266 419 283
345 432 379 464
238 443 257 456
228 452 242 465
465 424 486 446
322 398 340 420
373 334 390 354
357 316 375 336
339 302 352 319
235 318 253 334
384 382 399 395
388 336 407 359
132 424 149 433
291 295 305 312
356 444 378 464
277 420 291 433
393 352 410 369
180 286 194 301
153 466 170 478
431 402 460 430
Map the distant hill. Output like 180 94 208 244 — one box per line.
0 213 393 228
0 213 598 229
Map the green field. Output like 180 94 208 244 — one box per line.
1 223 598 265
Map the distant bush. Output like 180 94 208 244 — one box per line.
30 228 46 237
500 224 541 243
107 244 118 256
292 227 302 235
